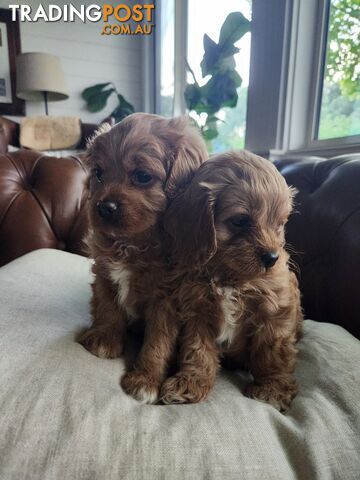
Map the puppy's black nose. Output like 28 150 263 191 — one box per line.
97 200 118 221
260 251 279 269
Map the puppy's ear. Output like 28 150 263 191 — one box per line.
164 181 217 268
83 123 113 194
84 122 112 167
86 122 112 149
288 186 298 212
160 117 208 198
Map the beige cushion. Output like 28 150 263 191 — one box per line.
20 116 81 150
0 249 359 479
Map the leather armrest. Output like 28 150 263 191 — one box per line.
0 150 89 266
276 153 360 338
0 117 20 154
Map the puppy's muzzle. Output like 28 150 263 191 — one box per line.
97 200 119 222
260 251 279 269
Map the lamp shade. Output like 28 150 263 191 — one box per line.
16 53 69 102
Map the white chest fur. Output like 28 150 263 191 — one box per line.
108 262 134 317
214 285 239 347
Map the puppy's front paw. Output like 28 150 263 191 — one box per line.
245 378 298 412
78 327 123 359
121 370 159 404
160 372 212 404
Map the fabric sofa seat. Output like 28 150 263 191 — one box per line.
0 249 359 480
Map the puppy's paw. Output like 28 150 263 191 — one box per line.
245 378 298 412
121 370 159 404
160 372 212 404
78 327 123 359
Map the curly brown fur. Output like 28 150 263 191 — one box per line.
137 150 303 409
77 113 208 403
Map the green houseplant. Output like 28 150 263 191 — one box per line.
184 12 251 141
81 83 135 123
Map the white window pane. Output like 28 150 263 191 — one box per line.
187 0 252 152
159 0 175 116
317 0 360 140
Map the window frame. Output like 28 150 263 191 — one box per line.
150 0 360 158
271 0 360 158
152 0 187 117
244 0 289 157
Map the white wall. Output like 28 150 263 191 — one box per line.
1 0 144 123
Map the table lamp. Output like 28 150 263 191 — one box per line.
16 52 69 115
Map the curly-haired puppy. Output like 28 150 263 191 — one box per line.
77 113 207 402
127 150 303 410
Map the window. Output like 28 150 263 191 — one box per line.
158 0 175 117
267 0 360 158
154 0 359 158
317 0 360 140
155 0 252 152
186 0 252 152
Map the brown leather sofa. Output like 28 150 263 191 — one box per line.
275 154 360 340
0 150 88 266
0 149 359 339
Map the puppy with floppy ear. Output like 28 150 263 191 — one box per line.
155 150 303 410
77 113 208 402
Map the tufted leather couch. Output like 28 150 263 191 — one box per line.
0 150 88 266
275 154 360 339
0 150 359 338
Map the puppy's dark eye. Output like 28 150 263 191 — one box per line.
228 215 252 229
133 170 153 185
93 166 103 183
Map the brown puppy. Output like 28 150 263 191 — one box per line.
162 150 303 410
126 150 302 410
78 113 207 402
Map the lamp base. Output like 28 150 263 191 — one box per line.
43 91 49 116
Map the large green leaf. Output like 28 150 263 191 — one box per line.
202 126 218 140
82 83 111 101
117 94 135 114
109 95 135 122
194 104 216 115
202 114 219 140
87 88 115 112
219 43 239 60
201 35 240 77
201 72 241 111
229 70 242 88
185 9 250 131
221 91 239 108
200 34 220 77
110 106 128 122
219 12 251 47
82 83 134 122
184 83 202 110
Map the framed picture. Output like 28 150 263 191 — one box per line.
0 8 25 115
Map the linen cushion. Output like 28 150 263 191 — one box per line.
0 249 359 479
20 117 81 151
